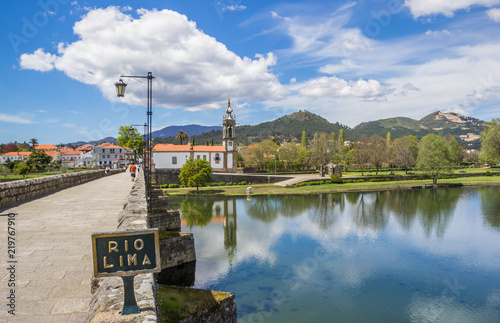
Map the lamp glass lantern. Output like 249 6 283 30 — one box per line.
115 79 127 97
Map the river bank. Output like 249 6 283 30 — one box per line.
162 175 500 196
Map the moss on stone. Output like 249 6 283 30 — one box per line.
156 286 232 323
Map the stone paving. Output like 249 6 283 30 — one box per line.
0 171 134 323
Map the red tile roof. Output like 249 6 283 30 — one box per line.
99 144 126 149
34 144 58 150
153 143 226 152
1 152 31 157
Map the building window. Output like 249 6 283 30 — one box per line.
215 153 220 164
115 155 117 158
203 155 207 160
172 157 177 165
110 149 115 153
107 155 110 158
197 155 200 160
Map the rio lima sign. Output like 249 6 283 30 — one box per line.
92 229 161 314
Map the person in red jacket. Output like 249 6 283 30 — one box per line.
129 163 137 181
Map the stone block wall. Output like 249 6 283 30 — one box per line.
153 168 292 185
158 232 196 269
148 210 181 231
0 169 122 210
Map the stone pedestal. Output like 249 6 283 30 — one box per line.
148 210 181 231
159 232 196 269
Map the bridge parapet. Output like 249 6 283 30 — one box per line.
0 169 123 210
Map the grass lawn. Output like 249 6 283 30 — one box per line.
162 174 500 197
342 167 497 177
0 169 96 180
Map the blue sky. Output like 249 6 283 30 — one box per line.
1 0 499 144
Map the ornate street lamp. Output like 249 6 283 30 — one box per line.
116 72 154 212
115 79 127 97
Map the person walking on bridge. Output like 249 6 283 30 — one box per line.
129 163 137 181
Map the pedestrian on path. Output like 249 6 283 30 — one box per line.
129 163 137 181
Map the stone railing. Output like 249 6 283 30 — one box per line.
0 169 123 210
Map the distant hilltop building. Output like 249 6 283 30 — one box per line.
153 99 237 172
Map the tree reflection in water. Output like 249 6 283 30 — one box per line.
480 186 500 230
179 198 214 229
175 187 468 243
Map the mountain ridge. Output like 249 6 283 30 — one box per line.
67 110 485 148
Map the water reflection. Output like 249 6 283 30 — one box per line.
171 187 500 322
480 186 500 230
179 198 214 229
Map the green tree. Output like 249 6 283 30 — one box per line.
175 130 188 145
179 158 213 192
416 134 453 185
349 137 370 176
26 150 52 170
116 126 144 160
369 134 387 175
338 129 345 148
311 132 330 169
444 134 462 164
391 135 419 173
301 130 308 148
330 132 336 155
18 165 30 177
29 138 38 151
479 119 500 164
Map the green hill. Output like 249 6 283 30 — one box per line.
153 110 484 148
353 111 484 147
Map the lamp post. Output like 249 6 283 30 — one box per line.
116 72 154 212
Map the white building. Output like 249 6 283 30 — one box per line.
92 144 133 168
153 99 237 172
61 150 81 167
0 151 31 164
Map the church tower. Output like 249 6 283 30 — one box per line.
222 99 236 152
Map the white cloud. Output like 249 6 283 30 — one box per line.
224 5 246 12
19 49 56 72
19 7 285 111
405 0 500 18
270 6 372 60
299 76 391 98
487 7 500 21
0 113 34 124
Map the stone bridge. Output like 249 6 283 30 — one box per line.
0 171 136 322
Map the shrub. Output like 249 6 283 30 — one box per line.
486 171 493 176
325 180 332 184
18 165 30 177
60 166 69 173
330 174 343 184
357 179 365 183
412 177 422 180
210 182 219 186
219 182 225 186
238 181 247 185
168 183 179 188
227 182 234 186
160 184 168 188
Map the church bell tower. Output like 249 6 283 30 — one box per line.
222 99 236 152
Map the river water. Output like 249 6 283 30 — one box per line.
170 186 500 322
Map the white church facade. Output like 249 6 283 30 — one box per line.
152 100 237 172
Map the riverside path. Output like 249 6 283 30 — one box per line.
0 171 134 322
